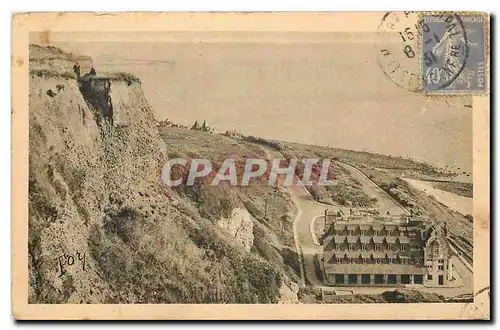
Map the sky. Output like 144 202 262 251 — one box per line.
36 32 473 173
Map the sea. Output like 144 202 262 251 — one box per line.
54 39 473 176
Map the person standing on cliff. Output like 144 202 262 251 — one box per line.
73 62 81 78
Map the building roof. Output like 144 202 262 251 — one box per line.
328 234 411 245
386 236 398 244
323 237 335 251
327 250 419 259
385 225 397 231
360 236 372 244
347 236 358 244
398 249 425 258
324 263 428 275
359 224 372 230
385 251 397 258
399 236 410 244
346 251 363 258
398 250 411 258
361 252 374 258
333 235 347 243
370 252 387 259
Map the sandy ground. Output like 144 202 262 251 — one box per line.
403 178 473 216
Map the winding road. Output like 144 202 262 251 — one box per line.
337 161 410 215
258 145 473 297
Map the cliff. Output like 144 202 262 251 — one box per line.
28 45 300 304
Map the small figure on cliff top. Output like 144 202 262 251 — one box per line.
73 62 81 78
89 67 96 76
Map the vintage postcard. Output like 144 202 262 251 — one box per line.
12 12 490 320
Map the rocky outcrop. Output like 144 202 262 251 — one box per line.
278 281 300 304
78 77 114 125
28 60 168 303
28 44 298 304
216 207 254 252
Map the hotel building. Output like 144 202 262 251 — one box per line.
322 210 452 286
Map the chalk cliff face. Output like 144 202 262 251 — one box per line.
217 208 254 252
28 45 300 304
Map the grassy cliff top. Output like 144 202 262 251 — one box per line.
29 44 140 83
29 44 92 63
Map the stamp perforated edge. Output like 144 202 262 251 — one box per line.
422 11 490 96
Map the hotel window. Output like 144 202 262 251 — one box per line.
438 265 444 270
374 230 379 235
361 230 366 235
433 244 440 256
428 275 433 280
388 244 392 251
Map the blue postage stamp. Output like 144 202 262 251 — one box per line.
421 13 487 93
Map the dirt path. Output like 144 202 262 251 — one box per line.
258 145 409 288
252 144 473 298
335 161 410 215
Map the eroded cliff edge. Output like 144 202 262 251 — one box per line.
28 45 301 304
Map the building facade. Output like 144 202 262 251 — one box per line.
322 210 452 287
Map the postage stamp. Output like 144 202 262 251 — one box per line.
421 13 488 93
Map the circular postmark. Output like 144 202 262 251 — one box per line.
377 11 469 92
377 12 422 91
